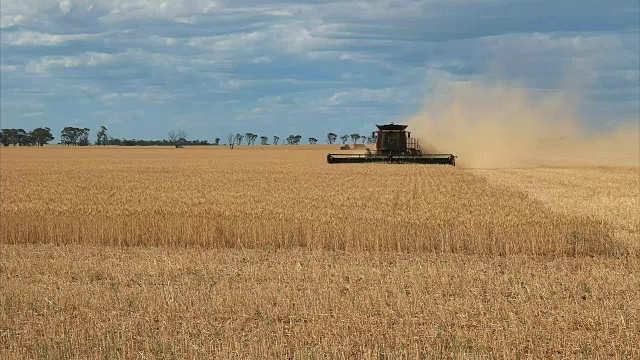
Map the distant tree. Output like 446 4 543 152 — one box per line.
350 133 360 145
30 127 54 146
260 136 269 145
308 137 318 145
273 136 279 145
61 127 72 145
326 132 337 144
245 133 254 145
77 128 90 146
180 130 188 147
168 130 178 146
251 134 258 145
27 133 38 146
105 137 119 146
1 129 17 146
235 134 244 146
178 129 187 147
227 133 235 149
61 127 84 146
20 129 29 145
286 135 302 145
340 135 349 144
0 128 30 146
360 135 367 144
59 128 67 145
101 137 208 146
214 137 220 146
13 129 28 146
96 126 108 146
7 129 18 146
168 129 187 148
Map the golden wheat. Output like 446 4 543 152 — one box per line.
0 146 624 256
474 167 640 250
1 146 638 359
1 245 638 359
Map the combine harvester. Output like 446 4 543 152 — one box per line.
327 123 456 165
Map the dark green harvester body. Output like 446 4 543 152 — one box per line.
327 124 456 165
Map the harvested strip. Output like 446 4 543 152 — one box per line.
1 245 638 358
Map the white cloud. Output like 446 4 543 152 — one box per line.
150 36 177 46
98 89 172 105
257 95 292 106
340 72 366 81
1 64 19 72
327 88 408 106
251 56 272 64
26 52 115 74
327 91 348 105
0 99 44 112
187 31 265 51
1 31 96 46
24 111 45 117
1 0 417 29
59 1 72 14
265 9 295 17
1 0 224 28
271 22 346 53
184 22 346 58
0 15 24 28
100 0 221 23
219 79 257 90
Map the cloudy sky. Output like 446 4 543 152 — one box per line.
1 0 638 141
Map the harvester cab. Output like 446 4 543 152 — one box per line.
375 123 420 156
327 123 456 165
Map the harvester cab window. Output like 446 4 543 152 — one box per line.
382 132 401 150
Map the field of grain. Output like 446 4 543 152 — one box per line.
0 147 626 256
1 146 638 358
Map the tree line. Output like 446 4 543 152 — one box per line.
0 128 55 146
224 132 377 149
1 126 378 148
0 126 206 147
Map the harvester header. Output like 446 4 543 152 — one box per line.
327 123 456 165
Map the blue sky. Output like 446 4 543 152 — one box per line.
1 0 638 141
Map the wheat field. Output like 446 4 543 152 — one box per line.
1 146 638 358
0 146 627 255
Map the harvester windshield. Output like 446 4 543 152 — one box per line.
381 132 402 150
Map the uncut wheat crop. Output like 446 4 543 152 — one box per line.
0 146 621 256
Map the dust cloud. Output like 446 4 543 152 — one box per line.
408 80 639 168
